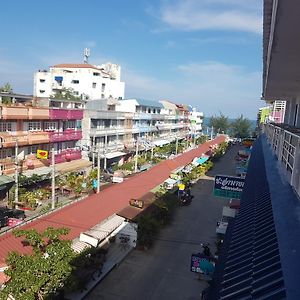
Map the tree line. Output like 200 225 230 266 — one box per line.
208 113 254 138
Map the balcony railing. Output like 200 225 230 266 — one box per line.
49 108 83 120
0 132 49 147
0 106 50 120
49 130 82 142
264 123 300 197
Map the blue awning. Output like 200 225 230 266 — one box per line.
197 156 209 165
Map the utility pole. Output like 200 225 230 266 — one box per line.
211 126 214 140
97 145 100 193
175 136 178 155
14 139 19 204
134 137 139 173
92 135 95 167
104 131 108 170
51 146 56 210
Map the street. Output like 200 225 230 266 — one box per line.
85 144 241 300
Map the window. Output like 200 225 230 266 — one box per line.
27 146 38 154
39 79 46 83
101 94 105 99
39 90 45 93
71 80 79 84
92 82 97 88
27 121 42 131
44 122 58 131
0 122 13 132
93 72 100 76
65 121 76 129
0 149 13 159
101 83 105 92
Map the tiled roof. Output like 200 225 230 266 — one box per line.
135 99 164 108
208 137 287 300
0 136 226 260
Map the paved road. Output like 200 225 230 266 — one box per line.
85 144 241 300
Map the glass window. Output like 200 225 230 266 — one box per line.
92 82 96 88
71 80 79 84
0 122 13 132
27 122 41 131
65 121 76 129
0 149 13 159
44 122 58 131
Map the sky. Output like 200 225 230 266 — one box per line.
0 0 263 119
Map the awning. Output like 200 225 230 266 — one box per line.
164 178 178 185
0 175 14 190
102 151 126 159
79 214 125 247
71 239 91 253
56 159 92 174
192 156 209 166
154 140 170 147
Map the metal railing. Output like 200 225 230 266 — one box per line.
264 123 300 197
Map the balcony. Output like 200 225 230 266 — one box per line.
90 127 125 136
53 149 81 164
264 123 300 197
49 108 83 120
0 132 49 147
1 106 50 120
28 107 49 120
1 106 28 120
49 130 82 143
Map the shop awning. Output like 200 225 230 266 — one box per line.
0 175 14 190
154 140 170 147
102 151 126 159
79 214 125 247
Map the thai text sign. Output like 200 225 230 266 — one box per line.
214 175 245 199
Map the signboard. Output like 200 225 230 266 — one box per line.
36 149 48 159
190 253 215 274
214 175 245 199
129 198 144 209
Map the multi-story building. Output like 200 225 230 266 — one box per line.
34 62 125 100
207 1 300 299
81 98 190 168
188 106 204 136
0 93 86 177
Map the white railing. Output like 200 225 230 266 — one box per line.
264 123 300 197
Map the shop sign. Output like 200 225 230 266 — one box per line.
214 175 245 199
129 198 144 209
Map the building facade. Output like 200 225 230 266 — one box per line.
0 93 84 176
81 98 191 168
34 63 125 100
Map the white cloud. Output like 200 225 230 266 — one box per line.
123 61 262 119
158 0 262 34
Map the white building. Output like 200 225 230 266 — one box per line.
188 107 204 135
34 62 125 100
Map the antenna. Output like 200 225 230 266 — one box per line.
84 48 90 64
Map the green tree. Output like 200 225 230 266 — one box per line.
209 113 230 134
230 115 252 138
1 227 75 300
0 82 13 104
51 87 81 101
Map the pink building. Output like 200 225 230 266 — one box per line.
0 94 84 175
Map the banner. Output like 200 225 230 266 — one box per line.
36 149 48 159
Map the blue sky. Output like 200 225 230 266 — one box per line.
0 0 263 119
